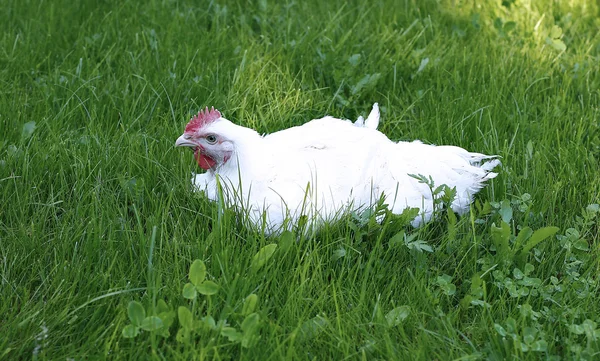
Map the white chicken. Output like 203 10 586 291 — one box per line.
175 104 499 235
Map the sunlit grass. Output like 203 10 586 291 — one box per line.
1 0 599 360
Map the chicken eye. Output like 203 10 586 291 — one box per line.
205 134 218 144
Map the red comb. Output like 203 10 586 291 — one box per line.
185 107 221 133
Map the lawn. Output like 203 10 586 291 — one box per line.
1 0 599 359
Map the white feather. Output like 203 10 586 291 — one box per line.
364 102 379 129
181 103 499 234
354 115 365 127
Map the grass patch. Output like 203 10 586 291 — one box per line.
1 0 599 359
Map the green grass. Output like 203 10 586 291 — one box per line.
1 0 600 359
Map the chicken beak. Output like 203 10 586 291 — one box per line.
175 134 196 148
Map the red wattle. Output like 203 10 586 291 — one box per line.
194 148 216 170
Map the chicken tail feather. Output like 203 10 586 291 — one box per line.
364 103 380 129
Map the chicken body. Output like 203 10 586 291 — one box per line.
176 105 499 235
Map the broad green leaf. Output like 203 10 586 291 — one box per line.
518 286 529 297
453 26 466 38
503 21 516 32
189 260 206 286
157 328 170 338
565 227 580 240
156 299 170 314
460 273 485 309
158 311 175 328
176 328 189 343
505 317 517 334
437 274 452 284
460 294 474 309
470 273 484 297
482 201 492 215
507 284 519 297
582 319 598 335
202 315 216 329
514 227 533 250
519 277 542 287
586 204 599 214
573 239 589 251
221 327 243 342
351 73 381 95
437 274 456 295
122 324 140 338
550 25 562 39
197 281 219 295
385 305 410 327
526 141 534 160
127 301 146 326
251 244 277 271
21 121 36 140
178 306 194 330
182 282 197 299
519 303 533 317
513 268 524 280
297 315 329 342
332 247 346 261
499 200 513 224
442 282 456 296
491 221 511 258
241 313 260 348
406 239 433 253
524 263 535 275
523 327 537 344
493 18 507 33
494 324 507 337
140 316 164 331
348 54 361 67
470 299 490 308
551 39 566 51
389 231 405 247
278 230 295 252
570 323 584 335
397 207 420 225
241 312 260 334
531 340 548 352
242 294 259 316
520 226 559 254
